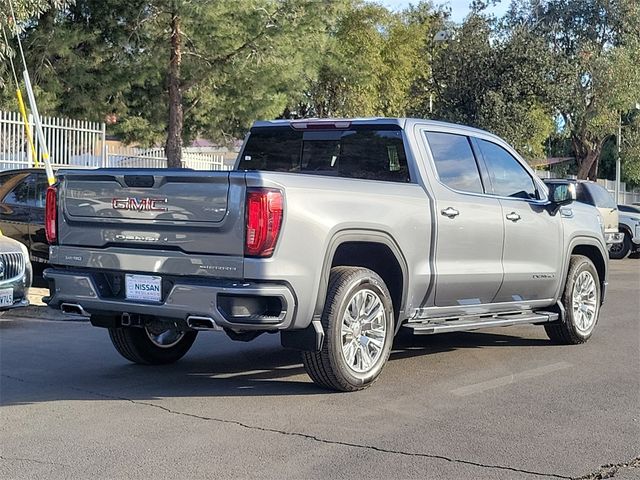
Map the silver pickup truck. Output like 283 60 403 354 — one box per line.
44 118 608 391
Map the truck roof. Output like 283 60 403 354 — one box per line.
252 117 502 141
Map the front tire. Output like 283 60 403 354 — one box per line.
609 232 631 259
108 323 197 365
545 255 600 344
302 267 394 392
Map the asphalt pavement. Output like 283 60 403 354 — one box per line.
1 260 638 479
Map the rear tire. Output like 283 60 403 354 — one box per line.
302 267 394 392
545 255 600 345
609 232 631 259
108 324 197 365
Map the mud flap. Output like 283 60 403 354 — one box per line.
280 320 324 352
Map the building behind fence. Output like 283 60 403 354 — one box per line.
0 110 230 171
1 109 639 203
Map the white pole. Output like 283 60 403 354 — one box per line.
22 70 55 184
100 122 106 167
27 113 33 167
615 112 621 205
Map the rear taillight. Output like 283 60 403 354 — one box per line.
45 186 57 244
245 188 283 257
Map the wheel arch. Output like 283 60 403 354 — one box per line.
618 223 633 237
563 238 608 305
313 230 408 333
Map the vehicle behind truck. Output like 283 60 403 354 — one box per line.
44 118 608 391
545 179 623 255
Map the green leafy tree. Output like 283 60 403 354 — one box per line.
422 12 555 161
0 0 71 90
155 0 336 165
288 1 440 119
3 0 337 166
508 0 640 179
600 112 640 188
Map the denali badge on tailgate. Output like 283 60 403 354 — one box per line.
112 197 168 212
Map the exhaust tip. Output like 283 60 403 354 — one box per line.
60 303 89 316
186 316 222 331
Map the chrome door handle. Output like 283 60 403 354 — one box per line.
506 212 521 222
441 207 460 218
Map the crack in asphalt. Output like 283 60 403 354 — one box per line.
2 373 570 479
0 455 69 468
574 456 640 480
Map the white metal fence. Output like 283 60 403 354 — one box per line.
105 146 228 170
0 110 230 171
536 170 640 205
0 110 105 170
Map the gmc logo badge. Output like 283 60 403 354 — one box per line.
112 197 168 212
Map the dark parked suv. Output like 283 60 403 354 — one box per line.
0 169 49 264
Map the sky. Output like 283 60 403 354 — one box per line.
374 0 511 23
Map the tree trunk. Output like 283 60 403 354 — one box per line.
165 2 183 168
573 135 602 181
576 150 602 180
587 152 599 180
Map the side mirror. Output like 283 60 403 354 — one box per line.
544 181 576 214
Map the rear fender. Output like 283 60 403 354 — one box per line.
312 230 409 332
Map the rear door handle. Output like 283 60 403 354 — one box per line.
441 207 460 218
506 212 521 222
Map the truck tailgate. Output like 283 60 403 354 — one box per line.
56 169 246 258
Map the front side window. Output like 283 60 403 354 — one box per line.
576 184 591 204
425 132 483 193
238 127 410 183
478 140 537 199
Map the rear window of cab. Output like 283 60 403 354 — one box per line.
238 127 411 183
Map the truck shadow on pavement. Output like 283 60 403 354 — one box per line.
390 329 552 361
0 320 554 406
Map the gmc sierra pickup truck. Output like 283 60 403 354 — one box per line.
44 118 608 391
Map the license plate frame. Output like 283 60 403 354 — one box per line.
125 274 162 303
0 287 14 307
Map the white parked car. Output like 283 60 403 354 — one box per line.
612 204 640 259
0 235 32 310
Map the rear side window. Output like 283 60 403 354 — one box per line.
0 173 29 202
477 140 537 199
425 132 483 193
587 184 616 209
34 174 48 208
238 127 410 183
2 175 34 206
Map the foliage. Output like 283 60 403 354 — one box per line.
506 0 640 178
3 0 339 148
287 1 442 118
0 0 71 89
1 0 638 177
419 12 555 161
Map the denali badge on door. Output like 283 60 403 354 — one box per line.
125 274 162 302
